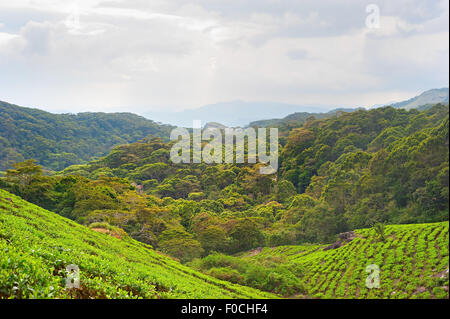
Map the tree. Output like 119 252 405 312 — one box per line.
6 159 42 186
372 222 386 242
228 218 265 253
298 203 346 243
198 225 228 254
275 180 296 204
158 227 204 262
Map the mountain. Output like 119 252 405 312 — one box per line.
388 88 449 110
167 88 449 129
0 188 272 299
0 100 174 171
145 101 336 128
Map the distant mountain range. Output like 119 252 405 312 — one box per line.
1 88 447 170
250 88 449 129
145 101 337 128
381 88 449 110
146 88 448 128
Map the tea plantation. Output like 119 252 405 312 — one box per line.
1 186 448 299
241 222 449 299
0 189 273 299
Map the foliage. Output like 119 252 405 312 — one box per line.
373 222 387 242
189 253 305 296
0 100 174 171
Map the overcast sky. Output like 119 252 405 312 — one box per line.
0 0 448 114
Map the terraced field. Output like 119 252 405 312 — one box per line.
0 189 273 299
243 223 449 299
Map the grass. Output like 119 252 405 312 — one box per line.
0 189 274 299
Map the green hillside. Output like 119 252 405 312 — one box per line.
237 222 449 299
0 188 273 299
0 100 174 171
192 222 449 298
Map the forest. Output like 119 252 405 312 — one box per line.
0 100 174 171
0 102 448 298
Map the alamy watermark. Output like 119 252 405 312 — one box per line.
65 264 80 289
365 264 380 288
65 4 81 32
170 121 278 174
365 4 381 29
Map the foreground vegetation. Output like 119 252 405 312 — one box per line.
0 189 273 299
1 188 446 299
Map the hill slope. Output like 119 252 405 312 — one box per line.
390 88 449 110
196 222 449 299
0 188 273 299
0 100 174 171
242 222 449 299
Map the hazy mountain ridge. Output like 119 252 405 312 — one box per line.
145 101 336 128
1 88 447 170
388 88 449 110
248 88 449 129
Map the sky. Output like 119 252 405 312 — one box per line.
0 0 448 115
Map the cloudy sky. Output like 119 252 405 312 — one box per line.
0 0 448 114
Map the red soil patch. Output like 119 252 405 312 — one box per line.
91 228 122 239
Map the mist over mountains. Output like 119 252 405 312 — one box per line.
144 101 337 128
389 88 449 110
145 88 449 128
371 88 449 110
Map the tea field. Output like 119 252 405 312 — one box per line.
242 222 449 299
1 186 448 299
0 189 274 299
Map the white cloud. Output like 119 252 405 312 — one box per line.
0 0 448 114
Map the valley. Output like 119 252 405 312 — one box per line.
0 99 448 299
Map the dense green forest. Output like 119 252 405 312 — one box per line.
1 104 448 257
0 102 448 299
0 100 174 171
